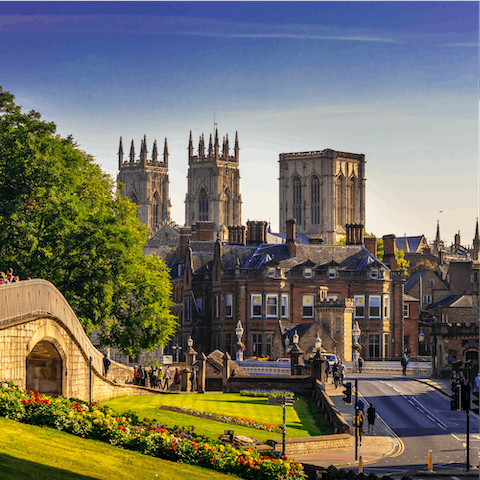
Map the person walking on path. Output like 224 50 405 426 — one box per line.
325 360 330 382
174 368 181 390
401 355 408 375
190 368 197 392
367 403 376 434
353 410 364 446
103 355 111 376
358 356 363 373
163 365 171 390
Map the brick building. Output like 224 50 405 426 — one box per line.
169 221 406 362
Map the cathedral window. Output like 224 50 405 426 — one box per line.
348 178 356 223
292 177 302 225
336 175 346 228
199 189 209 221
311 176 321 225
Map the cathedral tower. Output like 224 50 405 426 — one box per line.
117 135 171 232
279 148 366 244
185 130 242 240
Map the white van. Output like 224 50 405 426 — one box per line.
322 353 339 368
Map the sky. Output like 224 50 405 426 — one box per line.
1 1 478 246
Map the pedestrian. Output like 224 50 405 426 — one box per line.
138 365 145 386
333 363 340 388
475 373 480 393
339 361 346 384
401 355 408 375
163 365 171 390
357 398 365 414
325 360 330 381
174 368 181 390
103 355 111 376
133 365 138 385
353 410 364 445
190 368 197 392
367 402 376 434
358 356 363 373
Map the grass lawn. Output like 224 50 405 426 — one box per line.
0 417 237 480
104 393 326 442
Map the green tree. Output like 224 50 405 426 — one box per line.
407 259 438 276
0 87 176 355
396 249 410 276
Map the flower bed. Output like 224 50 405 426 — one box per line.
240 389 294 398
0 382 306 480
160 405 281 433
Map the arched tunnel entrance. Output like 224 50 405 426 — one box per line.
26 340 63 395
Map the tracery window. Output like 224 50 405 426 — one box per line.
292 177 302 224
311 176 321 224
199 188 209 221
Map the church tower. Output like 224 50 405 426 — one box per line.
279 148 366 244
117 135 171 232
185 130 242 240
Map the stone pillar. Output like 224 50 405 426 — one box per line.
311 353 326 385
185 341 197 367
222 352 231 390
198 353 207 394
290 343 304 376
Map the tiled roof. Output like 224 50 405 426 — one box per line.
428 294 473 309
395 235 424 253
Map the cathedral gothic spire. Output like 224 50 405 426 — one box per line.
129 140 135 163
163 138 169 166
188 130 194 158
208 133 213 157
152 139 158 162
140 135 147 166
214 128 220 159
225 134 229 158
234 131 239 161
118 136 124 169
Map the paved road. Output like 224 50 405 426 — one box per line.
357 376 480 476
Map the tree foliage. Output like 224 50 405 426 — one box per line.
395 249 410 276
0 87 176 355
407 259 438 276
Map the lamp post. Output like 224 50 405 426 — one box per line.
172 344 182 364
235 320 244 361
284 336 290 357
352 321 361 372
418 328 425 356
315 333 322 355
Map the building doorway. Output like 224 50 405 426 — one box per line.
26 340 63 395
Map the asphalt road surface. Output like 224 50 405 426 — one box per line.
357 377 480 476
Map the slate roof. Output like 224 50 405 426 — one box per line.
404 270 444 293
395 235 425 253
428 294 473 309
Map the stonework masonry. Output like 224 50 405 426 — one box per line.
279 149 366 244
0 280 151 402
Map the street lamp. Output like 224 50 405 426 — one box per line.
172 344 182 364
352 321 361 372
315 333 322 354
418 329 425 356
292 330 299 345
235 320 244 361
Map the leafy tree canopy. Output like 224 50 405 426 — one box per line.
407 259 438 276
0 87 176 355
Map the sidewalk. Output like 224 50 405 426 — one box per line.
291 375 475 477
291 379 396 470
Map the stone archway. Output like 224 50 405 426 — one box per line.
26 340 63 395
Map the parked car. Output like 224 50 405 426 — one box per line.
322 353 339 368
275 358 290 363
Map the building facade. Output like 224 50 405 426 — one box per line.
279 149 366 244
117 135 171 232
169 222 405 362
185 130 242 241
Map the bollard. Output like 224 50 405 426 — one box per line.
358 455 363 473
427 449 433 472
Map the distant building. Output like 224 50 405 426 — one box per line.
278 149 366 244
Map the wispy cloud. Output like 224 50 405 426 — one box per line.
0 14 403 44
439 42 479 47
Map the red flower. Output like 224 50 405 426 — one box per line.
172 445 177 451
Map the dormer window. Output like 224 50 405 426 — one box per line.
304 267 313 279
328 268 336 279
268 267 276 278
371 269 379 279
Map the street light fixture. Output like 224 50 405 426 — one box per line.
172 344 182 364
314 333 322 353
284 336 290 356
418 329 425 356
235 320 244 361
292 330 299 345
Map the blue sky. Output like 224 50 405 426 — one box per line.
1 2 478 245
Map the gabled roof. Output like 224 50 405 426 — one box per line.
395 235 426 253
404 270 445 294
429 294 473 309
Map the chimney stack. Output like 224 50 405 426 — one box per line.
286 219 297 257
382 234 397 271
364 236 377 257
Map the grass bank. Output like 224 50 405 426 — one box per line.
0 417 237 480
105 393 326 441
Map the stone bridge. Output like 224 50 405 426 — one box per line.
0 279 151 402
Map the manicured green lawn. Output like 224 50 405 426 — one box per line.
105 393 326 441
0 417 237 480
